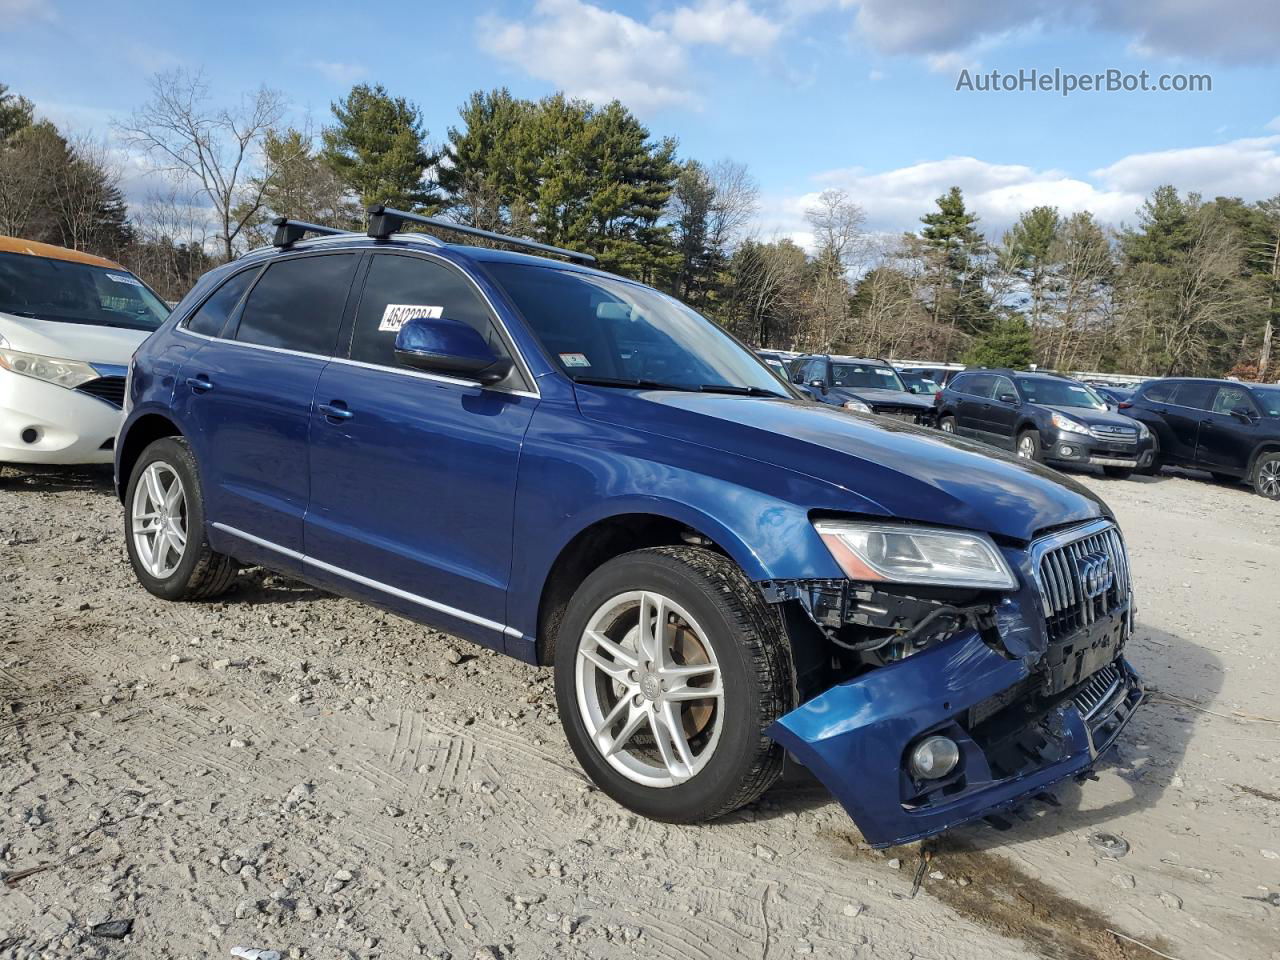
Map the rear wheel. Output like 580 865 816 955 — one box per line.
939 415 957 434
554 546 791 823
1016 430 1043 463
125 437 238 601
1252 453 1280 500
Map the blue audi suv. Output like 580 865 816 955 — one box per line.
115 208 1143 847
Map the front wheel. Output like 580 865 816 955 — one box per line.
125 437 238 601
939 415 957 434
1016 429 1043 463
554 546 792 823
1253 452 1280 500
1103 466 1134 480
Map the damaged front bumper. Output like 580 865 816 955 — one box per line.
767 616 1144 847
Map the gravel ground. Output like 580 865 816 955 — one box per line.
2 465 1279 960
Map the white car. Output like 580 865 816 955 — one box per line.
0 236 169 471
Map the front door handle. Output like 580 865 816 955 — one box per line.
1199 419 1212 428
318 401 353 422
186 375 213 393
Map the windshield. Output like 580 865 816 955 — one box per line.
0 252 169 332
1017 377 1107 410
483 262 790 397
1253 386 1280 417
900 372 939 394
831 362 906 391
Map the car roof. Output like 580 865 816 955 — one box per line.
0 235 124 269
826 354 891 364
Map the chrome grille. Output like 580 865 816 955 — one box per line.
1033 522 1131 642
1072 662 1123 720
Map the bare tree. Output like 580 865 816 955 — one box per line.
706 159 758 255
119 187 215 300
118 70 287 262
803 189 866 350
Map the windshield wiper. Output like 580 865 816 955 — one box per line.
570 376 694 391
697 383 786 398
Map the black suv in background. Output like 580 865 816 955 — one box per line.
789 354 935 424
936 370 1154 478
1125 378 1280 498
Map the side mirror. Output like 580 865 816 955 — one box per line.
998 392 1018 404
394 316 513 385
809 378 826 392
1230 406 1255 423
908 385 920 394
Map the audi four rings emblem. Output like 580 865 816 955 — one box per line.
1077 552 1114 599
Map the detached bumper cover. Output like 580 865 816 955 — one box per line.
767 628 1143 847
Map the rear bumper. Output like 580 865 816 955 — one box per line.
767 629 1143 847
0 369 122 465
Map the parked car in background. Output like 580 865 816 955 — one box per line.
0 236 169 477
755 349 793 381
789 354 935 425
1093 385 1135 409
114 208 1143 848
897 369 941 396
935 369 1154 479
1125 378 1280 499
897 364 964 387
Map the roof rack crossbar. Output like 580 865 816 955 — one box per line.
366 204 596 265
272 217 351 248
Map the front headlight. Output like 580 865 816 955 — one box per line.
843 399 872 413
814 520 1017 590
1051 412 1091 436
1133 420 1149 438
0 348 99 389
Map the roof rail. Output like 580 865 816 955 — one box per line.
365 204 597 265
272 217 351 248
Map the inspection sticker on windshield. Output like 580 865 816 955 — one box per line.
559 352 591 368
379 303 443 332
105 272 143 287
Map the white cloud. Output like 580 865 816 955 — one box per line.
658 0 782 55
310 60 367 86
478 0 695 111
0 0 54 29
477 0 783 112
1268 116 1280 133
760 132 1280 246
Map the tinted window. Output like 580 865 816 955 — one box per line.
1172 382 1215 410
186 269 257 338
962 374 997 399
234 254 357 355
1211 384 1257 415
1017 377 1106 409
350 254 509 369
803 359 826 383
0 252 169 332
993 376 1018 401
1140 380 1174 403
1253 386 1280 417
831 362 905 390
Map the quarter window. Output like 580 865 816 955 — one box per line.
1141 381 1174 403
234 254 358 355
186 269 258 338
349 254 511 371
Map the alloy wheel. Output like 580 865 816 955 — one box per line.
131 461 188 579
1259 460 1280 498
1017 435 1037 459
574 590 724 788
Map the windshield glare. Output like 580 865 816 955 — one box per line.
831 362 905 391
0 252 169 332
1253 386 1280 417
484 262 789 396
900 373 939 394
1018 377 1107 409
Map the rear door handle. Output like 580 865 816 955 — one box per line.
186 375 213 393
318 401 353 422
1199 419 1212 427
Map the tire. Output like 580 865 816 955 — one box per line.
1015 429 1043 463
554 545 792 824
124 436 238 601
1103 466 1134 480
939 415 957 434
1252 452 1280 500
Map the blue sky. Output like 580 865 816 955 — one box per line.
3 0 1279 242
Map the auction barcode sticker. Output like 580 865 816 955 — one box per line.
379 304 443 332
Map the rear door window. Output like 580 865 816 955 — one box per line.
186 268 258 338
1171 382 1215 410
1140 381 1175 403
963 374 996 399
348 253 512 371
233 254 358 356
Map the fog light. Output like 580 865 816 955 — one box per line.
21 427 38 444
1059 444 1075 456
908 735 960 780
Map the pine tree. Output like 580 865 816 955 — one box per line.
0 83 34 142
915 186 994 358
962 316 1034 368
322 84 437 211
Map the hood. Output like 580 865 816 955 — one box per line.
0 311 149 365
834 386 935 410
1042 404 1139 429
576 387 1108 542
